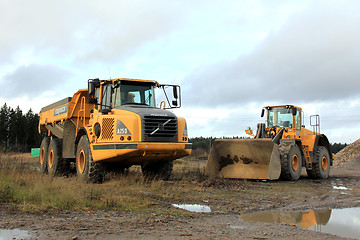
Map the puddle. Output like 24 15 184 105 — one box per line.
333 186 349 190
229 225 246 230
0 229 30 240
172 204 211 213
241 207 360 239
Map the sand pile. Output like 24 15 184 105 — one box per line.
333 139 360 167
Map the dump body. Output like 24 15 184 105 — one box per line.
38 78 191 182
206 105 332 180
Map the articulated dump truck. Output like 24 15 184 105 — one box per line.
39 78 192 183
206 105 333 181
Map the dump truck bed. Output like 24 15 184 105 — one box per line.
39 97 72 123
39 89 92 125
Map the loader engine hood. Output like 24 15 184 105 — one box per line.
118 105 178 143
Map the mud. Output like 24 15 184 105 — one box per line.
1 158 360 240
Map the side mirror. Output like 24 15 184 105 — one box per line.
159 84 181 109
261 108 265 117
88 78 100 104
173 86 178 99
292 108 297 116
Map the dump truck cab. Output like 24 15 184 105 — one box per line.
38 78 191 183
86 78 191 164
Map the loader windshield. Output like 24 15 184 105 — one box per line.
267 107 293 128
112 81 155 108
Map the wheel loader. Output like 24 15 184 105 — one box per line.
205 105 332 180
38 78 192 183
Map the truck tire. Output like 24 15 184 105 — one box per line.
39 137 50 174
279 143 302 181
306 146 330 179
141 161 173 181
76 135 105 183
48 138 69 177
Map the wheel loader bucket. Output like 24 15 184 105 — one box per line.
205 139 281 180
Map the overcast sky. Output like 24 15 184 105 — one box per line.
1 0 359 143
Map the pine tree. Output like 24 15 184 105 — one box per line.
0 103 10 150
25 109 41 151
0 103 41 152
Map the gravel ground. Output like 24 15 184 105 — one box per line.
1 152 359 240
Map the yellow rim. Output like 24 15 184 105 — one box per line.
78 149 85 174
321 156 328 171
48 150 54 169
40 147 45 165
292 154 299 171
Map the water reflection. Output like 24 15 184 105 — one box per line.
0 229 30 240
241 207 360 239
172 204 211 213
242 209 331 229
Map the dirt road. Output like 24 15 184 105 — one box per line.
1 157 360 240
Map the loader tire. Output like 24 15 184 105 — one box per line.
76 135 105 183
48 138 69 177
39 137 50 174
279 143 302 181
141 161 173 180
307 146 330 179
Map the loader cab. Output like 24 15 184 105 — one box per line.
265 105 302 130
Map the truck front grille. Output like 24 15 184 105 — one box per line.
143 116 177 142
101 118 114 140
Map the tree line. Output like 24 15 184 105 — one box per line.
0 103 41 152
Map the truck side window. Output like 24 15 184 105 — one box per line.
112 87 121 108
102 85 112 109
95 87 100 109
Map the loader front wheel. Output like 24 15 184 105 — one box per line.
280 144 302 181
39 137 50 174
48 138 69 177
76 135 105 183
307 146 330 179
141 161 173 180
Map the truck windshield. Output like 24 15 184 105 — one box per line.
112 81 155 108
267 107 293 128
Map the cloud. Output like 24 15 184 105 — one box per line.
0 0 185 65
0 64 72 99
183 1 360 107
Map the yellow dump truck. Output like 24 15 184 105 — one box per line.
206 105 332 181
39 78 192 183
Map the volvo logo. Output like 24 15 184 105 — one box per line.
150 119 171 135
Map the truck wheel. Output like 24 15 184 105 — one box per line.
141 161 173 180
307 146 330 179
76 135 105 183
279 144 302 181
39 137 50 174
48 138 69 177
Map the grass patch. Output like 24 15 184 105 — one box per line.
0 153 209 214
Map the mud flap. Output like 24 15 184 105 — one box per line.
205 139 281 180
